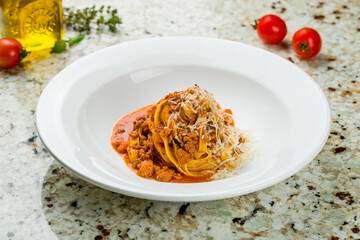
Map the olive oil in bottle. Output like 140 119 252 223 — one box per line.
0 0 63 51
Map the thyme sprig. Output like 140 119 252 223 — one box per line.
63 5 122 33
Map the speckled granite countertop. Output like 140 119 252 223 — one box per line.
1 0 359 239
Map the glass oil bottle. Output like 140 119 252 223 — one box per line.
0 0 63 51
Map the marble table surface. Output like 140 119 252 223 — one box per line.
1 0 359 239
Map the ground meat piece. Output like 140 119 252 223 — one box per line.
133 116 147 129
136 139 156 162
132 143 142 150
137 160 154 178
141 120 151 135
187 132 198 140
182 132 199 156
155 167 175 182
177 148 190 164
117 141 129 154
224 109 233 115
162 91 181 102
138 149 146 158
160 127 173 142
184 142 197 155
223 112 234 126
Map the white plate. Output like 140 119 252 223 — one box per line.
36 37 330 202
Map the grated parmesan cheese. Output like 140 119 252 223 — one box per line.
162 85 254 179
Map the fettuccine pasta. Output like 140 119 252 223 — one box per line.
111 85 252 183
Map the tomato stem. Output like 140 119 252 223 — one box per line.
19 48 30 62
293 40 313 56
251 19 259 30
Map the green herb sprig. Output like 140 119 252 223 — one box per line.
63 5 122 33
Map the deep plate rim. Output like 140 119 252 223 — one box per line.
36 37 331 202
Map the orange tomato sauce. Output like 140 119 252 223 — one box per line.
110 105 213 183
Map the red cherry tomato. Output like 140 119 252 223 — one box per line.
292 28 322 58
0 38 23 69
254 15 287 44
